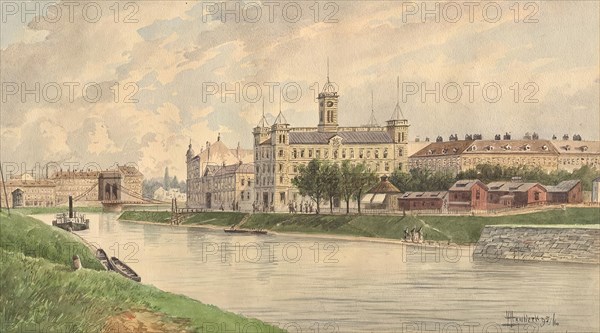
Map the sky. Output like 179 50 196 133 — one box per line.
1 0 598 178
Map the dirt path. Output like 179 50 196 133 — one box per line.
103 309 191 333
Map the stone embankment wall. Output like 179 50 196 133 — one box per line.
473 226 600 264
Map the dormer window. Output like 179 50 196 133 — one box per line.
487 145 494 151
564 145 571 151
427 149 433 155
581 146 588 152
541 145 548 151
452 148 458 153
441 149 447 154
524 144 531 151
504 144 511 150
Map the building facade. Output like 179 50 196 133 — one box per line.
398 191 448 212
487 182 547 208
409 139 599 174
0 174 56 208
546 180 583 204
186 137 254 210
448 179 488 211
253 76 410 211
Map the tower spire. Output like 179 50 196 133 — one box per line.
327 57 330 83
257 98 270 128
274 94 288 124
391 76 406 120
367 90 379 127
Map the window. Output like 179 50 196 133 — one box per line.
375 150 379 158
316 150 321 158
279 150 284 157
240 191 244 199
279 164 283 172
301 149 305 158
241 179 245 186
342 149 346 158
385 162 389 171
280 192 286 203
399 149 403 157
248 180 252 187
309 149 313 158
534 192 540 201
350 149 354 159
359 149 364 158
383 149 388 158
476 189 480 200
324 150 329 158
293 149 297 158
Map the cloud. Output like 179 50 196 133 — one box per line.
1 1 598 178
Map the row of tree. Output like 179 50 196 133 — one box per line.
389 164 600 192
292 160 379 214
142 167 186 199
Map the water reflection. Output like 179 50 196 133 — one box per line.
35 213 599 332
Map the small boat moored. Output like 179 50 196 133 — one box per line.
109 256 141 282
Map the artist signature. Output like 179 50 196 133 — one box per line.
504 311 559 328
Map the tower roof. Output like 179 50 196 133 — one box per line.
390 76 407 120
273 98 288 125
320 58 338 97
256 99 270 128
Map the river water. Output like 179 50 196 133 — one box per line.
37 213 599 333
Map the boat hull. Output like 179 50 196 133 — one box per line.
109 256 141 282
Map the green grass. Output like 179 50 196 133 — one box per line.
0 212 284 333
117 208 599 244
184 212 247 226
119 210 171 223
118 211 247 227
0 211 105 270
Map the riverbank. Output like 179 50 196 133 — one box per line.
119 207 600 244
0 211 284 333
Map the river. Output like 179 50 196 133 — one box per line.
37 213 599 333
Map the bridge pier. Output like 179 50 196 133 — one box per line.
102 202 124 212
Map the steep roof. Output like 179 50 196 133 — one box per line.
550 140 600 155
487 182 545 192
400 191 447 199
213 163 254 177
412 140 474 157
449 179 487 191
546 180 580 193
463 140 558 154
289 131 393 144
367 176 401 194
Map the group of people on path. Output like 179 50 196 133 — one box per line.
404 226 424 243
287 201 315 214
251 202 275 213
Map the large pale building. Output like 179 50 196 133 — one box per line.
409 139 600 174
186 136 254 210
253 75 410 212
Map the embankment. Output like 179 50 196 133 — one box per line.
0 211 284 333
474 225 600 264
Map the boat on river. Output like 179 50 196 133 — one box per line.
95 248 111 271
52 196 89 231
109 256 141 282
224 227 268 235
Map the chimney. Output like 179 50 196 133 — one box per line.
68 196 73 218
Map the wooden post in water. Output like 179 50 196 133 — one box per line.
0 163 10 215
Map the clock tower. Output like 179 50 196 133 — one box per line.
318 61 339 132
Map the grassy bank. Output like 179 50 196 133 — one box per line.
120 208 599 244
0 212 283 333
119 210 247 227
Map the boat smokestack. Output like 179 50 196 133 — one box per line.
69 196 73 218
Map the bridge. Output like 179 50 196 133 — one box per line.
67 181 168 212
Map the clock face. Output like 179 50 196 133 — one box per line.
326 101 334 107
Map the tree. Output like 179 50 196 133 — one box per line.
292 159 327 214
164 167 170 190
352 163 378 214
171 175 179 191
322 162 341 213
338 161 355 214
